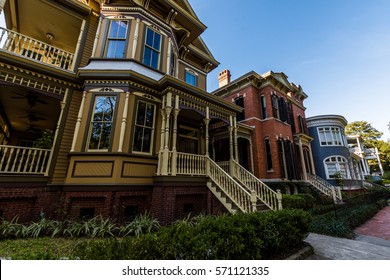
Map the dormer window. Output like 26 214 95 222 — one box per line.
185 69 197 86
105 20 128 58
143 27 161 69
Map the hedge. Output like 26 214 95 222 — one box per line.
73 209 311 260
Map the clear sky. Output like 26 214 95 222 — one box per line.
189 0 390 141
1 2 389 139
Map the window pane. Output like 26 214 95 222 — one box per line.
133 101 155 153
142 128 152 152
109 21 120 38
153 32 161 50
133 126 143 152
100 123 112 149
185 72 197 86
117 21 128 38
136 102 146 125
146 28 154 47
145 104 154 127
143 47 152 67
151 50 159 69
89 96 117 150
89 122 102 149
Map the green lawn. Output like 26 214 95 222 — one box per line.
0 237 87 259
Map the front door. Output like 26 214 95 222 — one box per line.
177 125 199 154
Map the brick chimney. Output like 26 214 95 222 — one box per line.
218 69 231 87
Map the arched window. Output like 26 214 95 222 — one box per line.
324 156 350 179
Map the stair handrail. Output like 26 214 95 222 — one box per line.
306 173 342 202
232 159 282 210
207 158 253 213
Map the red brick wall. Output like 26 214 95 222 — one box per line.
0 182 227 225
220 84 306 180
0 183 59 222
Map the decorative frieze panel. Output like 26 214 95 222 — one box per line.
0 63 79 97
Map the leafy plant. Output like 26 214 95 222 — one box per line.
118 212 160 237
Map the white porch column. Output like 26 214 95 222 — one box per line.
166 38 172 74
157 96 166 176
228 115 234 175
71 91 87 152
171 95 180 175
118 92 130 152
45 89 69 176
233 116 239 162
298 137 307 180
131 18 140 59
249 138 254 173
308 142 316 175
204 107 210 156
376 148 384 175
92 15 104 57
161 92 172 175
71 20 86 71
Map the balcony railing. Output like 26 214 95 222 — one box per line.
0 145 51 175
0 27 75 71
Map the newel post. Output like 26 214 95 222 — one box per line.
251 190 257 212
276 189 283 210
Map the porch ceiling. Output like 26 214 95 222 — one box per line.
0 84 61 133
6 0 82 53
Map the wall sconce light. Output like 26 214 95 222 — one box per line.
46 33 54 40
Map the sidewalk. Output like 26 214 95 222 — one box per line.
304 206 390 260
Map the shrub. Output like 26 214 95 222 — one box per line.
73 210 311 260
282 194 315 210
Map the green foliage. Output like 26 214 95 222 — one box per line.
345 121 383 148
118 213 160 237
33 129 54 149
73 210 311 260
282 194 315 210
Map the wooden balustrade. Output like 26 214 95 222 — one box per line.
232 159 282 210
0 145 51 175
208 159 253 213
306 173 343 202
174 152 207 176
0 27 75 71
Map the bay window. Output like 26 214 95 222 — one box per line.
143 27 161 69
88 95 117 150
105 20 128 58
133 100 156 154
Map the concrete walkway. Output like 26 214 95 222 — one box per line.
304 206 390 260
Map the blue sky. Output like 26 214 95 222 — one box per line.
189 0 390 141
1 2 389 139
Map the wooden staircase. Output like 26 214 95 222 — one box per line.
306 173 343 203
214 159 282 212
165 152 282 213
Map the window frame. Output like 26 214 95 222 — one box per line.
142 26 162 70
264 138 273 171
104 19 129 58
260 95 267 119
86 94 118 152
185 69 198 87
132 99 157 155
234 96 245 121
324 156 350 179
317 126 345 146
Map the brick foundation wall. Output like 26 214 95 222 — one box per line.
0 180 228 225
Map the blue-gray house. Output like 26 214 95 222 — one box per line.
307 115 351 186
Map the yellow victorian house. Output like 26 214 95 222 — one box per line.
0 0 281 224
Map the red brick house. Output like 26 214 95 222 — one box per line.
213 70 316 188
